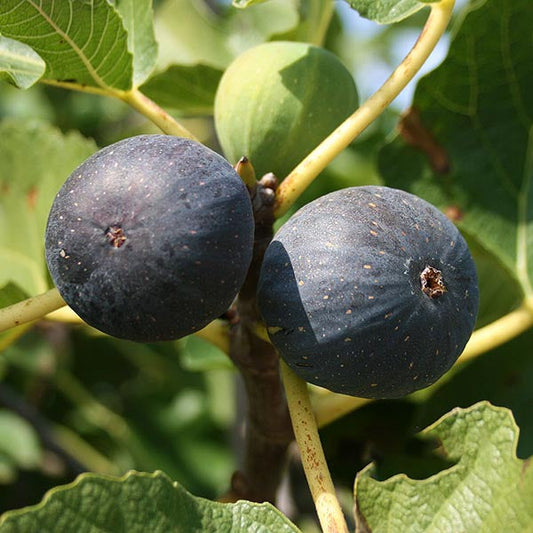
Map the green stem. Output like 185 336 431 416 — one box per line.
274 0 455 217
459 295 533 363
280 360 349 533
42 80 198 140
120 88 199 140
0 288 66 333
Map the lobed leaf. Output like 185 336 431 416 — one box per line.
0 0 133 91
0 470 301 532
343 0 438 24
355 402 533 532
0 35 44 89
379 0 533 298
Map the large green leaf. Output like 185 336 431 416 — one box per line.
0 0 133 90
379 0 533 299
0 119 96 297
0 35 44 89
355 402 533 532
343 0 437 24
0 470 301 532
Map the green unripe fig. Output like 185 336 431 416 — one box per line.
214 41 358 179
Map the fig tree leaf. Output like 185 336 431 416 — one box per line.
0 470 302 532
0 283 28 308
140 64 222 115
355 402 533 532
0 119 96 296
343 0 437 24
0 0 133 91
0 410 42 470
154 0 299 70
0 35 45 89
114 0 158 86
154 0 232 70
379 0 533 298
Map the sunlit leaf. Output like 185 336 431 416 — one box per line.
343 0 437 24
379 0 533 298
355 402 533 531
0 470 302 532
0 35 44 89
0 0 133 90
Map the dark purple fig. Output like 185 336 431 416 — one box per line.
45 135 254 342
257 186 479 399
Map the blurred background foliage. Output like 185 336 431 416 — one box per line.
2 1 530 531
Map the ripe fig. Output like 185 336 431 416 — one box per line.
214 41 358 179
45 135 254 342
257 186 479 399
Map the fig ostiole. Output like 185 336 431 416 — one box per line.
257 186 479 399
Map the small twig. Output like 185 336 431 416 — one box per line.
0 288 66 333
225 176 294 504
274 0 456 217
458 296 533 362
281 361 349 533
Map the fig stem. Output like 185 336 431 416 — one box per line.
280 360 349 533
274 0 455 218
121 88 199 140
458 296 533 363
41 80 198 141
0 287 66 333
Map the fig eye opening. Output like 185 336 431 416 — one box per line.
105 225 127 248
420 265 446 298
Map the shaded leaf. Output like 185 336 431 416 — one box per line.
0 470 301 532
379 0 533 297
0 35 45 89
114 0 158 86
0 0 133 90
140 64 222 115
0 119 96 296
355 402 533 532
343 0 437 24
0 283 28 309
0 410 42 471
